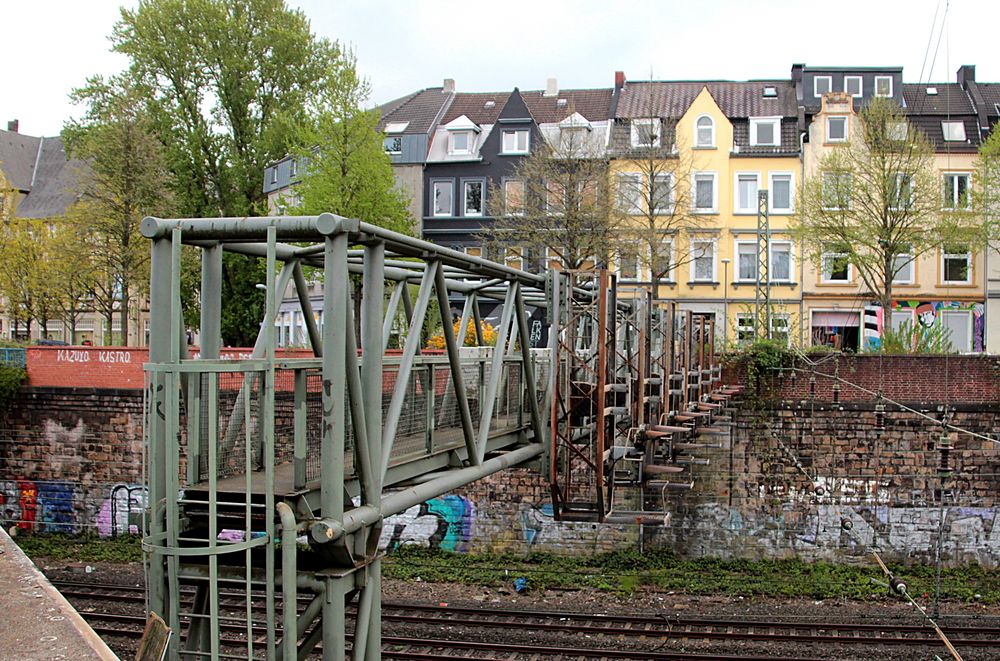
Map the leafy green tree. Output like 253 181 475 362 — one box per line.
975 124 1000 252
98 0 343 345
796 98 977 314
289 50 412 234
0 218 47 339
64 78 174 345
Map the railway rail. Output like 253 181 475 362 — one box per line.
55 579 1000 658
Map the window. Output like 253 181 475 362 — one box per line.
941 244 971 284
735 173 760 213
940 310 972 352
770 241 792 282
736 241 757 282
270 167 277 184
690 239 715 282
892 247 915 284
289 160 298 177
763 86 778 98
942 121 967 142
617 173 642 214
750 118 780 147
505 248 523 271
844 76 863 97
826 116 847 142
890 174 913 210
650 240 673 281
875 76 893 97
463 180 483 216
545 181 565 213
770 173 794 212
616 247 639 280
631 119 660 148
771 315 790 345
652 173 674 215
692 172 717 212
561 127 586 152
814 76 832 96
695 115 715 148
822 172 851 210
449 131 472 155
890 309 914 333
943 173 970 209
736 315 755 344
887 121 908 141
501 129 529 154
432 180 453 216
821 244 851 283
504 179 525 216
383 136 402 154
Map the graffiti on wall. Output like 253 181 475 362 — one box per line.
863 301 984 351
379 495 474 552
0 479 78 533
96 483 148 537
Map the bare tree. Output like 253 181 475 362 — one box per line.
796 97 976 314
486 119 615 271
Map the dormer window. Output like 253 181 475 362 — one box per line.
450 131 472 154
631 119 659 148
383 136 402 154
750 117 781 147
814 76 832 97
501 129 529 154
561 127 587 151
695 115 715 148
762 86 778 98
875 76 893 97
942 121 966 142
844 76 862 97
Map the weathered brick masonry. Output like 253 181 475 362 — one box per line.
2 355 999 565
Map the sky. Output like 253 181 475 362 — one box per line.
3 0 999 137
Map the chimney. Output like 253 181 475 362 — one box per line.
6 119 17 133
544 77 558 97
614 71 625 89
957 65 976 88
791 64 804 102
443 78 455 93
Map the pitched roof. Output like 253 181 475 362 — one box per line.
901 84 975 115
616 80 796 119
0 130 83 218
520 88 613 123
440 92 510 125
976 84 1000 115
0 129 42 192
376 87 451 135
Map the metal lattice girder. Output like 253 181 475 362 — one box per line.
755 189 771 340
141 214 551 661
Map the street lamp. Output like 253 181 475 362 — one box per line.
721 258 731 344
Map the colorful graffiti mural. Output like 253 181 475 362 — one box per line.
96 483 148 537
0 480 78 533
380 495 475 552
863 301 984 352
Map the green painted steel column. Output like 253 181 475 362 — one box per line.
200 242 223 358
321 231 348 522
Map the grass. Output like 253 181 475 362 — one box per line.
14 534 1000 604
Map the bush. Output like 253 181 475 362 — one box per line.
0 364 26 416
877 319 953 354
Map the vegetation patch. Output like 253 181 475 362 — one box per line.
0 365 26 417
15 533 142 564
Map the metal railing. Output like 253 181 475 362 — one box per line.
0 348 26 369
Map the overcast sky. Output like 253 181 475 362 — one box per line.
3 0 998 137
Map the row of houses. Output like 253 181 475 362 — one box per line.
266 64 1000 353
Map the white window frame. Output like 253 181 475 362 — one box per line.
695 115 715 148
462 179 484 217
617 173 643 215
890 173 914 211
270 167 277 184
383 136 402 154
501 129 530 154
821 245 852 283
814 76 832 97
826 115 848 142
734 240 758 282
449 130 473 155
892 247 915 284
940 310 973 352
432 180 454 217
941 245 972 284
689 238 716 283
630 118 660 148
734 172 761 213
844 76 863 97
652 173 675 215
769 172 795 213
875 76 893 98
648 239 675 282
290 159 298 177
770 314 791 345
736 314 756 344
769 240 794 283
691 172 718 213
749 117 781 147
503 178 525 216
890 309 914 334
942 172 971 210
941 121 967 142
615 247 642 281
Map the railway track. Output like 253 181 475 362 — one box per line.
55 579 1000 659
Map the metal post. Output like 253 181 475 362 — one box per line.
755 188 771 340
